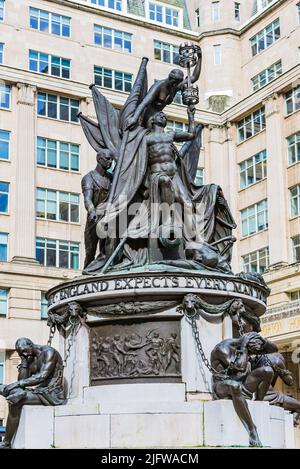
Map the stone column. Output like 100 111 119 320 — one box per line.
206 124 230 196
225 121 239 273
263 93 289 267
12 83 38 264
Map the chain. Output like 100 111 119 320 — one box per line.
236 314 245 338
186 315 235 378
47 325 56 347
63 319 81 368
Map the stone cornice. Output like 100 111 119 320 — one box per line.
46 0 289 40
0 65 222 125
1 60 299 125
262 301 300 323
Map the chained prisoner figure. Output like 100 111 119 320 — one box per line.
0 338 66 449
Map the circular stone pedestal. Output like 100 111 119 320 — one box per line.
14 268 291 449
47 267 269 401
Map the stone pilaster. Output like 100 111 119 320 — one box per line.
12 83 38 265
263 93 289 267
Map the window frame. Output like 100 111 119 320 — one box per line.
239 150 267 189
37 92 80 123
0 130 10 161
287 132 300 165
89 0 124 13
94 25 132 54
37 137 80 172
153 40 179 65
234 2 240 21
0 181 9 214
250 18 280 57
237 107 266 143
0 84 11 110
29 50 71 80
29 7 71 37
195 8 200 27
40 292 48 320
0 0 4 22
94 66 132 93
195 168 204 186
251 60 282 91
242 247 269 274
0 289 7 318
0 233 8 262
290 184 300 218
36 237 80 270
212 1 221 22
146 1 182 28
0 42 3 64
36 187 80 224
213 44 222 65
285 86 300 115
292 235 300 263
241 199 268 237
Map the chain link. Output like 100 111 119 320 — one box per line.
186 315 234 378
47 325 56 347
63 321 80 368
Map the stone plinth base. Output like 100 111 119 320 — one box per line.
12 400 295 449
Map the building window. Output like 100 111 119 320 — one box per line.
36 188 80 223
29 51 71 79
195 168 204 186
251 60 282 91
94 66 132 93
292 235 300 262
239 150 267 189
234 2 240 21
291 290 300 301
94 25 132 53
241 199 268 237
286 86 300 115
29 8 71 37
90 0 123 12
287 132 300 165
36 238 80 269
250 19 280 57
0 181 9 213
0 290 7 317
0 233 8 262
37 93 79 122
290 185 300 217
154 40 179 65
148 2 180 27
37 137 79 171
213 44 221 65
195 8 200 27
0 43 3 64
212 2 221 21
41 292 48 319
166 120 188 132
0 130 10 160
242 247 269 274
0 84 10 110
237 107 266 143
174 90 183 105
0 1 4 21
